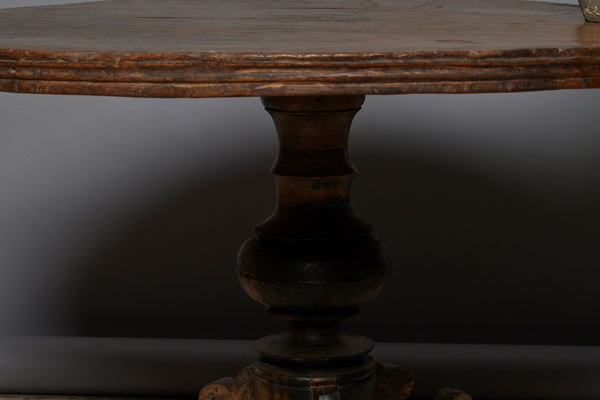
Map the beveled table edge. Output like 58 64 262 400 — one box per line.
2 48 600 97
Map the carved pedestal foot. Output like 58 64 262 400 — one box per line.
434 388 473 400
199 363 472 400
375 363 414 400
199 367 254 400
200 365 473 400
199 362 412 400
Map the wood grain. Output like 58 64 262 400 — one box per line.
1 0 600 97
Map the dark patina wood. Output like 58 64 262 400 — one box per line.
236 96 388 400
198 95 467 399
202 95 422 400
2 0 600 98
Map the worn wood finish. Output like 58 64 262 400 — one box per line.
238 96 389 315
199 362 417 400
233 96 389 400
434 388 474 400
232 95 471 399
198 367 254 400
237 95 389 363
2 0 600 97
375 363 415 400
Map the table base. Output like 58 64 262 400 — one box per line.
197 95 471 400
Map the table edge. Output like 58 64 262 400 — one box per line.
3 47 600 97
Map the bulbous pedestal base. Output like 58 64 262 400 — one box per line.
199 95 472 400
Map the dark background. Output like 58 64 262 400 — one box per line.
1 89 599 346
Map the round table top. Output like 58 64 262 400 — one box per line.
1 0 600 97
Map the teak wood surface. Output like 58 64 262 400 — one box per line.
1 0 600 97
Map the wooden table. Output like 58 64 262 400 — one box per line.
2 1 599 399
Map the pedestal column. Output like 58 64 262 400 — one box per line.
199 96 469 400
238 95 389 400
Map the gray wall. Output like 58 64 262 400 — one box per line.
1 0 599 346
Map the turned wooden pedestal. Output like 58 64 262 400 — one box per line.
198 95 469 400
239 95 388 400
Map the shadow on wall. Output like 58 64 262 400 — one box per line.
70 142 600 345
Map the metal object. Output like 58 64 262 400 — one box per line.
580 0 600 22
